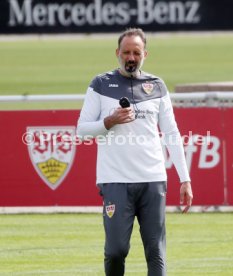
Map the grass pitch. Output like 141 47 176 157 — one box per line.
0 213 233 275
0 33 232 110
0 34 233 95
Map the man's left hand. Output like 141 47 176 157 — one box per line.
180 182 193 213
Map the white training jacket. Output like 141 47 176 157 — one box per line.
77 69 191 184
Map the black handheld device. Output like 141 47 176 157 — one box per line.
119 97 130 108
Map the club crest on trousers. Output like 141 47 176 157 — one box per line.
106 204 115 218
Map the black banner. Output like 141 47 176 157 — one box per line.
0 0 233 34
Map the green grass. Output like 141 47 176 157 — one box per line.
0 33 232 109
0 213 233 275
0 34 233 95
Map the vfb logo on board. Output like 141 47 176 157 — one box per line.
26 126 76 190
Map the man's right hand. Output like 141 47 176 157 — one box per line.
104 107 135 130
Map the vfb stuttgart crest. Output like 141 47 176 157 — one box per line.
106 204 115 218
142 82 154 94
27 126 76 190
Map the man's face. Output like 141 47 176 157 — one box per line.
116 35 147 77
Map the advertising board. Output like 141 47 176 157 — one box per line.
0 0 232 33
0 107 232 206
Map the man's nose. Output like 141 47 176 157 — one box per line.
128 53 135 60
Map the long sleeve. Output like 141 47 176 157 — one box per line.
158 92 191 183
77 87 108 139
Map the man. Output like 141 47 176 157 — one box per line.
77 28 193 276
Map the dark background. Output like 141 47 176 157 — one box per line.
0 0 233 34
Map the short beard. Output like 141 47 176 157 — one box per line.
118 57 144 77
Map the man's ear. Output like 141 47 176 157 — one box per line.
116 48 119 57
144 50 148 58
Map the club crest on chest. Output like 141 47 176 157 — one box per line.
142 82 154 94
